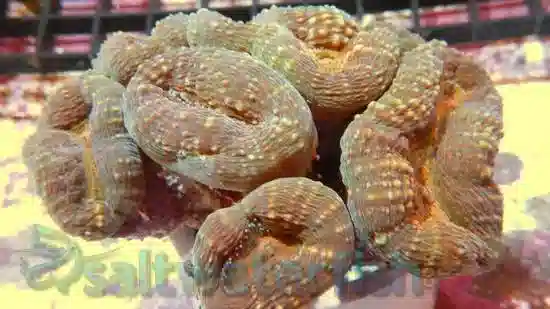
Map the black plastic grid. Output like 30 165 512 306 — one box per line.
0 0 549 74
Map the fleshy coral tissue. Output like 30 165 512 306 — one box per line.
22 5 506 309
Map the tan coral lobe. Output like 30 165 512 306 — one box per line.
362 20 425 52
81 73 147 221
23 75 147 240
123 47 317 193
250 24 402 119
92 32 165 85
22 128 129 240
428 49 504 240
24 74 237 240
190 177 355 309
41 77 91 131
150 12 191 48
174 5 405 119
186 9 257 53
253 5 359 51
340 41 505 278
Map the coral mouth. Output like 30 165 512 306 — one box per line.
314 49 338 58
399 86 465 227
404 86 465 190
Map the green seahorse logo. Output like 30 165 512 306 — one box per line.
16 224 120 295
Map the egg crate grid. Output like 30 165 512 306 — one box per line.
0 0 549 74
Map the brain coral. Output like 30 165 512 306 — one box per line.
21 5 506 309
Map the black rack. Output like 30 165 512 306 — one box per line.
0 0 549 74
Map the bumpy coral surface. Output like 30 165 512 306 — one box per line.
21 4 506 308
190 178 354 309
23 73 237 240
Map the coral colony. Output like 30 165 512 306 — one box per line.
22 5 506 309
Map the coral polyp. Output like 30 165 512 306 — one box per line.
21 4 506 308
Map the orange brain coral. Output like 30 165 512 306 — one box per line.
21 4 506 308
